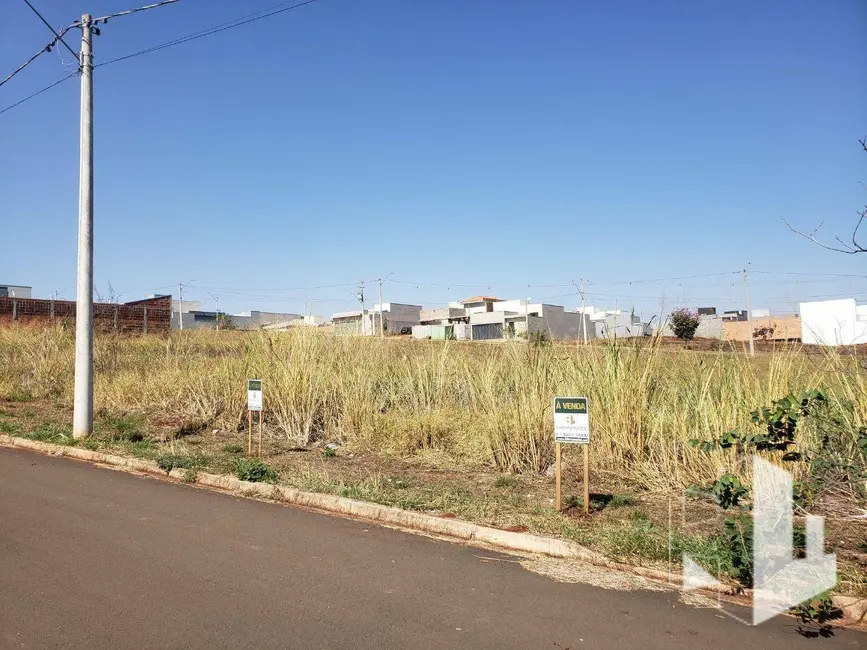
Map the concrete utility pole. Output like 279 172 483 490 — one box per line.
377 281 384 337
580 279 588 345
177 280 193 330
356 280 365 335
375 273 392 338
743 266 755 356
72 14 94 439
208 291 220 330
178 282 184 330
525 297 531 341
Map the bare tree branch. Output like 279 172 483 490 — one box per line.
782 137 867 255
781 213 867 255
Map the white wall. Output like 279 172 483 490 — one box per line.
595 312 644 339
800 298 867 346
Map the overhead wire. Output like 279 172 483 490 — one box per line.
0 0 321 115
20 0 79 59
0 23 77 89
95 0 323 69
0 71 78 115
92 0 181 24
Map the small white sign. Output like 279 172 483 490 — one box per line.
553 396 589 444
247 379 263 412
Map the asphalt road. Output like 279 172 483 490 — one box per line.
0 448 861 649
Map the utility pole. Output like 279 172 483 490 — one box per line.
72 14 94 439
580 279 588 345
208 291 220 330
377 280 385 337
525 297 531 341
177 280 193 330
178 281 184 330
375 273 392 338
744 266 755 356
356 280 365 335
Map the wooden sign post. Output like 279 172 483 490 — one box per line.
247 379 263 457
553 396 590 514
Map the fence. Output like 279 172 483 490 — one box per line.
0 295 172 334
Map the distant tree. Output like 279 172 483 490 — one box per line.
670 308 700 344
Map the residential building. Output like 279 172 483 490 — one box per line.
469 299 593 341
0 284 32 298
419 305 468 325
460 296 502 314
800 298 867 346
414 304 471 340
332 303 421 336
722 310 747 322
593 311 645 339
172 307 302 330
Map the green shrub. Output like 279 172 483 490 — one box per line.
233 458 278 483
156 453 197 474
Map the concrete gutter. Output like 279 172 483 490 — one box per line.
1 434 864 627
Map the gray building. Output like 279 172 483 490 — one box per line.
0 284 32 299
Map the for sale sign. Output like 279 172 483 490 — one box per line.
247 379 263 412
553 397 589 444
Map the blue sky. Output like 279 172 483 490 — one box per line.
2 0 865 319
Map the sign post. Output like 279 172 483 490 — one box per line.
553 396 590 514
247 379 263 457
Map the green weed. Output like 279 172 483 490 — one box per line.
233 458 278 483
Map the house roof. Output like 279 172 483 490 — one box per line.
461 296 501 304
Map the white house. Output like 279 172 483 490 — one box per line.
468 299 593 341
333 303 421 336
800 298 867 346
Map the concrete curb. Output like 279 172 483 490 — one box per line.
1 434 863 628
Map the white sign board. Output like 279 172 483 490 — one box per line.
247 379 263 412
553 396 589 444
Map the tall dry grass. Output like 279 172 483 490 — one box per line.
1 325 864 490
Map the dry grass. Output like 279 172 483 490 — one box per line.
1 324 865 493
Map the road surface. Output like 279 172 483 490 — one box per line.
0 448 861 649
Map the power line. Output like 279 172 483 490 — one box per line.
753 270 867 278
586 271 740 286
92 0 181 24
21 0 79 59
0 22 77 89
95 0 323 69
0 71 77 115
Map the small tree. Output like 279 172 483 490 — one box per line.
670 308 699 344
216 312 236 331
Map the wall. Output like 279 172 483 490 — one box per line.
695 316 725 340
724 315 801 342
534 304 593 340
0 295 171 333
419 307 466 324
800 299 867 346
595 313 644 339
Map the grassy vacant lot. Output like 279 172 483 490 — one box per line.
1 325 864 595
